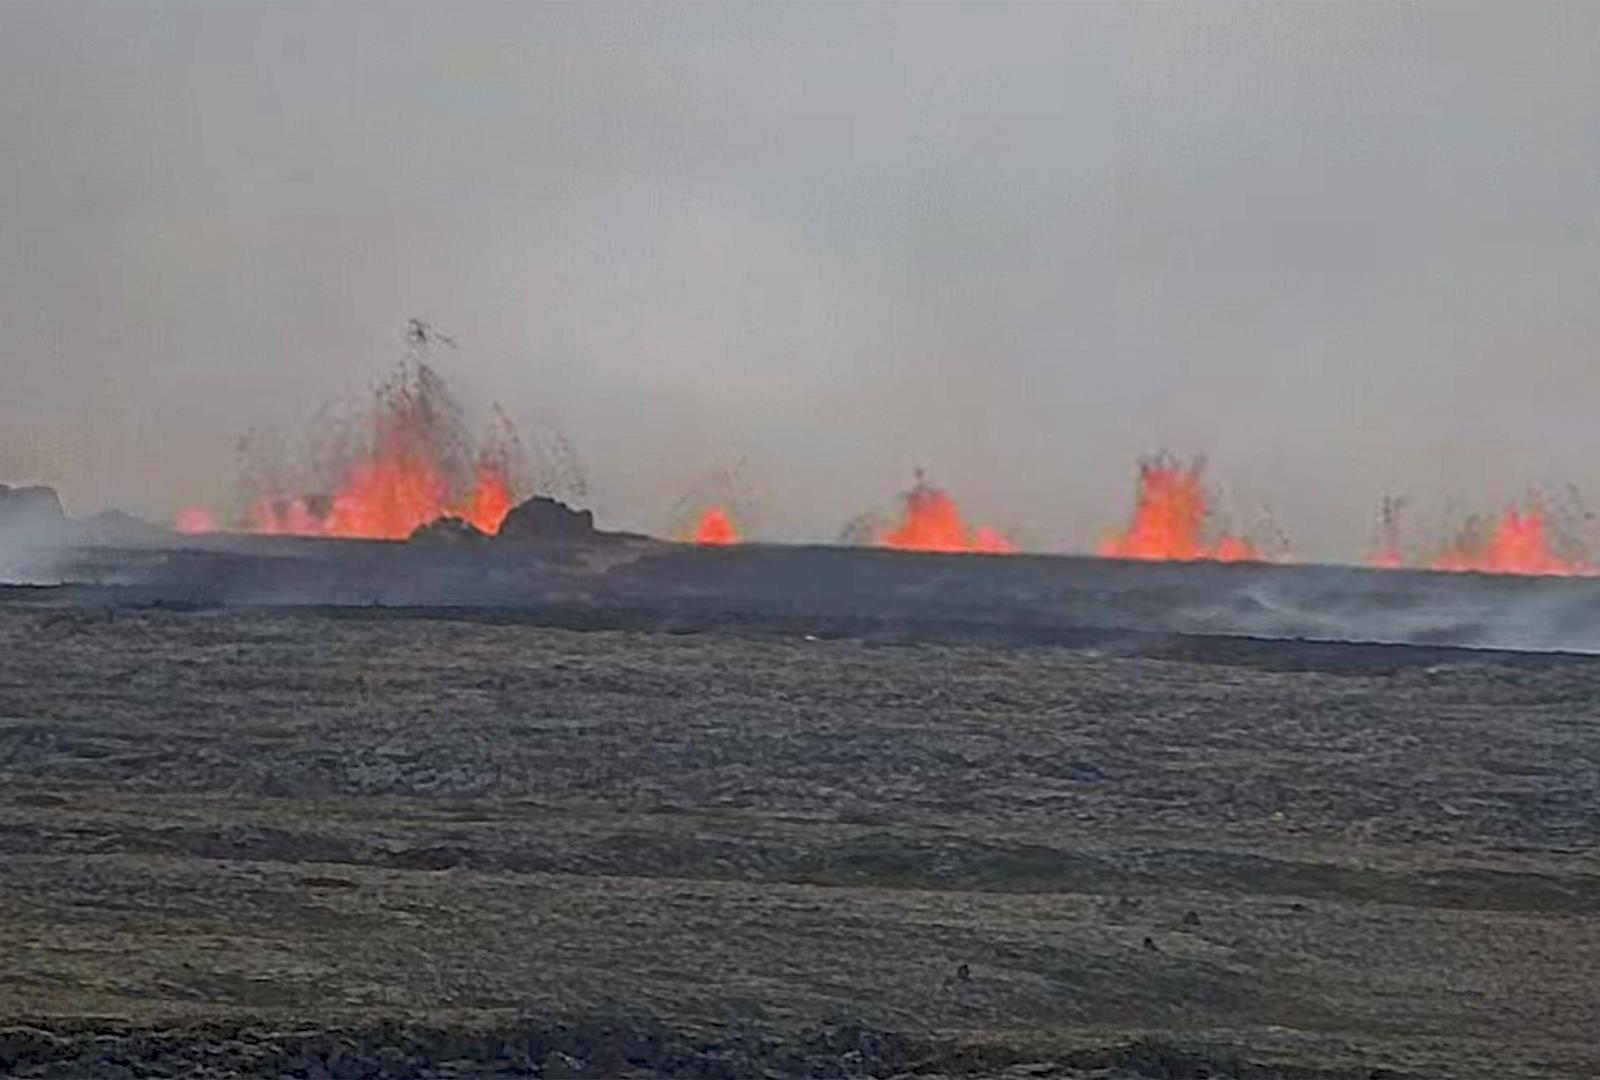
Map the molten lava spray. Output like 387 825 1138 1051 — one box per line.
1366 495 1405 569
189 354 523 539
1428 502 1593 576
691 505 741 545
457 461 515 536
250 459 513 538
877 475 1015 554
174 505 218 535
1098 454 1258 562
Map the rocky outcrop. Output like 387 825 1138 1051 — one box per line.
78 509 171 543
409 516 490 544
0 486 64 524
495 496 598 542
0 483 63 527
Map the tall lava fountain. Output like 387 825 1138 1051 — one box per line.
180 333 524 539
1098 454 1258 562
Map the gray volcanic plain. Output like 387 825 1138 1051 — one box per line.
2 532 1599 1078
14 521 1600 652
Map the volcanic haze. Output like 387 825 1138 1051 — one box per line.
4 6 1600 559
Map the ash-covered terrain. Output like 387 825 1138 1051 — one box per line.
2 597 1599 1078
6 486 1600 1077
14 526 1600 656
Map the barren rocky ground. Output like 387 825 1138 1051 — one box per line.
2 602 1599 1078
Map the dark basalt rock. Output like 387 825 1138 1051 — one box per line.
495 495 598 542
79 508 171 542
0 483 64 527
409 516 490 544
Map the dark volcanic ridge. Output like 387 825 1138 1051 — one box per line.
10 481 1600 652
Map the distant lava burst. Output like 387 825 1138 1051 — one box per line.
876 474 1015 554
690 505 742 545
178 343 524 539
1098 454 1258 563
1428 501 1593 576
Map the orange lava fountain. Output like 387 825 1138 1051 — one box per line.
184 352 522 539
249 458 513 539
174 505 218 536
456 461 515 535
1428 503 1593 576
877 477 1015 554
1098 455 1257 562
691 505 742 545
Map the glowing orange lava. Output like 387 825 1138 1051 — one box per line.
187 356 521 539
174 506 218 535
691 505 742 545
247 453 512 540
1212 534 1258 563
247 458 512 539
878 478 1015 554
1098 455 1258 562
1428 503 1593 577
1367 546 1404 570
455 461 515 535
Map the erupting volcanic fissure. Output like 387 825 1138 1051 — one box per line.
690 505 741 545
164 344 1597 581
174 506 218 536
877 473 1015 554
247 455 513 539
1429 502 1594 576
1364 494 1595 576
179 340 525 539
1098 454 1258 562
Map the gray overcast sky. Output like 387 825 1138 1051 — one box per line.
4 3 1600 558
